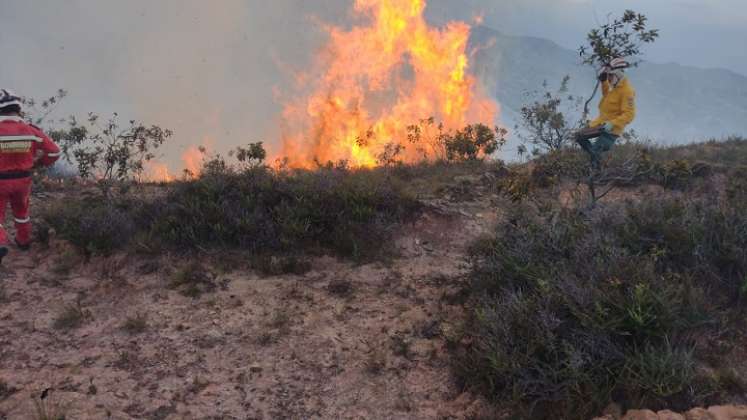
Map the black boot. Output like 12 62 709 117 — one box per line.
575 137 594 155
14 238 30 251
0 246 8 265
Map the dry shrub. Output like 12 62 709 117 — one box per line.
459 173 747 418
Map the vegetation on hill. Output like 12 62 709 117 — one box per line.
456 137 747 419
35 123 504 262
38 162 421 262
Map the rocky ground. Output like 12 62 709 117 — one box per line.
595 406 747 420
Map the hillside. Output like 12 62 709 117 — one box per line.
1 138 746 418
470 25 747 144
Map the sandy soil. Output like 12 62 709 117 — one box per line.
0 188 500 419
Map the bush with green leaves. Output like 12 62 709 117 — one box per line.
444 124 507 162
19 89 173 184
50 113 172 181
459 179 747 418
403 119 506 163
578 10 660 68
517 76 583 155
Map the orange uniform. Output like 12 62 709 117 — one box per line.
0 115 60 248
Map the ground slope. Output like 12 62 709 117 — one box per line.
0 179 499 420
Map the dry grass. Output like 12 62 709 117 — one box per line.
52 301 89 331
120 313 148 335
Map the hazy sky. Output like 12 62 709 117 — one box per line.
1 0 745 165
435 0 747 74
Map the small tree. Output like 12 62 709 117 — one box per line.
376 142 405 167
517 76 583 155
444 124 507 162
231 142 267 169
406 117 448 161
52 113 173 182
579 10 659 119
579 10 659 68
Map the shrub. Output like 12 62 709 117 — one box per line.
41 198 137 256
141 165 420 261
404 119 507 162
53 301 90 331
169 261 216 298
444 124 506 162
517 76 583 154
39 162 420 262
50 113 172 182
121 313 148 335
459 188 747 418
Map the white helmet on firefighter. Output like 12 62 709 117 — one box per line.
609 57 631 71
599 57 630 84
0 89 23 112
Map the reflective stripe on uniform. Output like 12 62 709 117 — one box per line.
14 217 30 224
47 151 62 157
0 135 42 143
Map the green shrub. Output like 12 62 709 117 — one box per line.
444 124 507 162
39 164 420 262
142 165 420 261
459 188 747 418
41 198 136 256
622 341 697 406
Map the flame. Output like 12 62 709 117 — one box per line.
182 146 204 177
144 161 174 183
181 137 214 177
280 0 498 168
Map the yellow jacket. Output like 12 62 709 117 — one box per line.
590 77 636 136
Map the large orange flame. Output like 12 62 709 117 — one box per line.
280 0 498 167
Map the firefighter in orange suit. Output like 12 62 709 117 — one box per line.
0 89 61 263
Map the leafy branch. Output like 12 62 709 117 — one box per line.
579 10 659 68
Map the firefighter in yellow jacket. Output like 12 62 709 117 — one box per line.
576 57 637 167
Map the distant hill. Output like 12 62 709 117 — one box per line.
469 25 747 145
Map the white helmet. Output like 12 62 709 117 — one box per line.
599 57 630 83
0 89 23 111
609 57 631 71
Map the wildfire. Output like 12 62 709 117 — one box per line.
280 0 498 167
182 145 205 177
145 161 174 183
144 138 212 182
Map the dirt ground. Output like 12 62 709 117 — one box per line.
0 187 500 419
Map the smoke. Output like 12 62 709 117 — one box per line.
1 0 352 169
